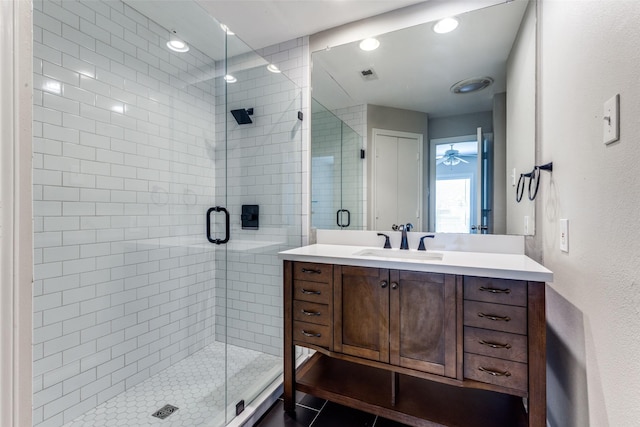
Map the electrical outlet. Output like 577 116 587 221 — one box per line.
523 216 534 236
560 219 569 252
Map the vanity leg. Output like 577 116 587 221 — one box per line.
283 261 296 412
391 371 400 406
528 282 546 427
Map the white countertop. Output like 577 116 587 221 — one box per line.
279 244 553 282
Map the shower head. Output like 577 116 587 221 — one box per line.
230 108 253 125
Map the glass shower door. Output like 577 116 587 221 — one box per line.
311 99 364 230
216 33 303 425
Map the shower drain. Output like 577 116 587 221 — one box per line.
152 404 179 420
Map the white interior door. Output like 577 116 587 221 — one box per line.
372 129 422 231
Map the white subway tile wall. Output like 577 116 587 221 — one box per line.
32 1 305 426
333 105 366 230
212 43 305 357
311 103 365 230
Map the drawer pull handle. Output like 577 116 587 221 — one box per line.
301 330 321 338
301 309 321 316
478 312 511 322
301 268 322 274
479 286 511 294
478 339 512 349
301 288 321 295
478 366 511 377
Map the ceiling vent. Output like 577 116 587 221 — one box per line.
359 68 378 81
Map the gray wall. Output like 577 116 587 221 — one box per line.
428 111 493 140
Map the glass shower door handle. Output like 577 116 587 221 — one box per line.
206 206 230 244
336 209 351 228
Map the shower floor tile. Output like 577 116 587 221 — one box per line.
62 342 282 427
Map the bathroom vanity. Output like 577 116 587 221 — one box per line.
280 238 552 427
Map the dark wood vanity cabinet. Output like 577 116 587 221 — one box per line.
333 266 457 377
284 261 546 427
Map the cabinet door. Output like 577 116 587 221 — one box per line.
390 271 457 377
334 265 390 363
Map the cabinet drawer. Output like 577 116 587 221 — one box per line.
293 262 333 283
293 280 331 305
464 327 527 363
463 301 527 335
293 321 331 348
464 276 527 307
464 353 527 392
293 300 330 326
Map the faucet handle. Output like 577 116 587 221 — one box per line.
377 233 392 249
417 234 435 251
405 223 414 232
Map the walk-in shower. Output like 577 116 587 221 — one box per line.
31 1 302 426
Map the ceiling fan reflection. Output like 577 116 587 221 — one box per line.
436 144 469 166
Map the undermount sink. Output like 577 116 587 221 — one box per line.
354 248 444 261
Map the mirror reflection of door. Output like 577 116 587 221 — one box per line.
430 129 493 233
372 129 423 232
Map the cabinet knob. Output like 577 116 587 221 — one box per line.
391 282 398 290
380 281 388 288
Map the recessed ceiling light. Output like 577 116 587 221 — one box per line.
167 31 189 53
220 24 235 35
267 64 281 73
450 77 494 94
359 38 380 51
433 17 459 34
224 74 237 83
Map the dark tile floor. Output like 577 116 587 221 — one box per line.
253 393 409 427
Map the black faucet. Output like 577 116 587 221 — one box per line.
418 235 435 251
398 223 413 250
377 233 392 249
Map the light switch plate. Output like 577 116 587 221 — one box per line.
560 219 569 252
603 94 619 145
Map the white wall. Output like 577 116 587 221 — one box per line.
506 0 536 236
1 1 33 426
538 1 640 426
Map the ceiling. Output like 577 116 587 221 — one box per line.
123 0 529 119
312 0 529 117
196 0 430 50
123 0 430 61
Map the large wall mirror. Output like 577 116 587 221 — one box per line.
310 0 536 235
